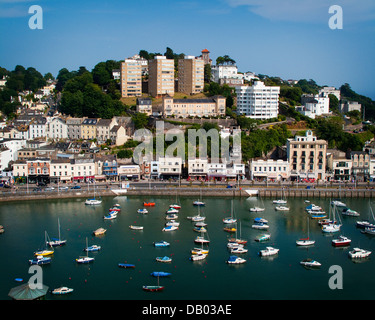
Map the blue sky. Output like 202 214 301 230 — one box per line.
1 0 375 99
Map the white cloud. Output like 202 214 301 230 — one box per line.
223 0 375 23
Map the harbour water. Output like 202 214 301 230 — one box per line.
1 194 375 300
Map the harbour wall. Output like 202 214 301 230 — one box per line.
0 186 374 203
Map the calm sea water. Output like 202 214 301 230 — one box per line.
1 194 375 300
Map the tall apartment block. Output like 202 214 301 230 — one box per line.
235 81 280 120
286 130 328 181
120 59 142 97
177 56 204 95
148 56 175 98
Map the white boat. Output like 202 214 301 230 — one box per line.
363 227 375 235
254 217 268 224
252 223 269 230
137 208 148 214
296 238 315 246
76 238 95 264
322 203 341 233
227 242 244 249
129 225 144 230
34 231 54 256
51 287 74 295
169 204 181 209
85 180 102 205
190 253 207 261
255 234 271 242
188 205 205 222
191 247 209 255
165 213 179 220
296 217 315 246
85 244 101 252
332 235 351 247
226 255 246 264
165 220 180 227
85 198 102 205
273 199 287 204
348 248 371 259
223 217 237 224
275 206 289 211
259 246 279 257
47 218 67 247
331 200 346 207
250 207 265 212
194 236 210 245
230 246 248 254
322 223 341 233
162 225 178 232
342 208 360 217
194 221 207 227
104 212 117 220
156 256 172 263
300 258 321 268
166 208 179 214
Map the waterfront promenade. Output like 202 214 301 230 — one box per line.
1 180 375 202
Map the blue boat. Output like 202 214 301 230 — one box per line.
85 245 101 252
29 255 52 265
150 271 171 277
154 241 170 247
118 263 135 268
156 256 172 263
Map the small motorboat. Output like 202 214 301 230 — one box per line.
150 271 171 277
162 225 178 232
230 246 248 254
191 248 209 255
275 206 289 211
51 287 74 295
143 202 155 207
273 199 287 204
193 201 205 206
154 241 170 247
156 256 172 263
85 245 101 252
223 227 236 233
118 263 135 268
348 248 371 259
342 208 360 217
85 199 102 205
76 256 95 264
137 208 148 214
226 255 246 264
165 220 180 227
193 226 207 233
166 208 179 214
29 255 51 265
170 204 181 209
356 220 375 229
254 217 268 224
300 258 321 268
250 207 265 212
255 234 271 242
165 214 179 220
103 212 117 220
332 235 351 247
93 228 106 236
331 200 346 207
190 253 207 261
194 236 210 245
259 246 279 257
322 223 341 233
252 223 269 230
129 225 144 230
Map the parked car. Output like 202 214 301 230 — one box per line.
58 186 69 191
45 187 55 191
71 186 81 189
33 187 42 192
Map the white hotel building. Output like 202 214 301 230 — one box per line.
235 81 280 120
